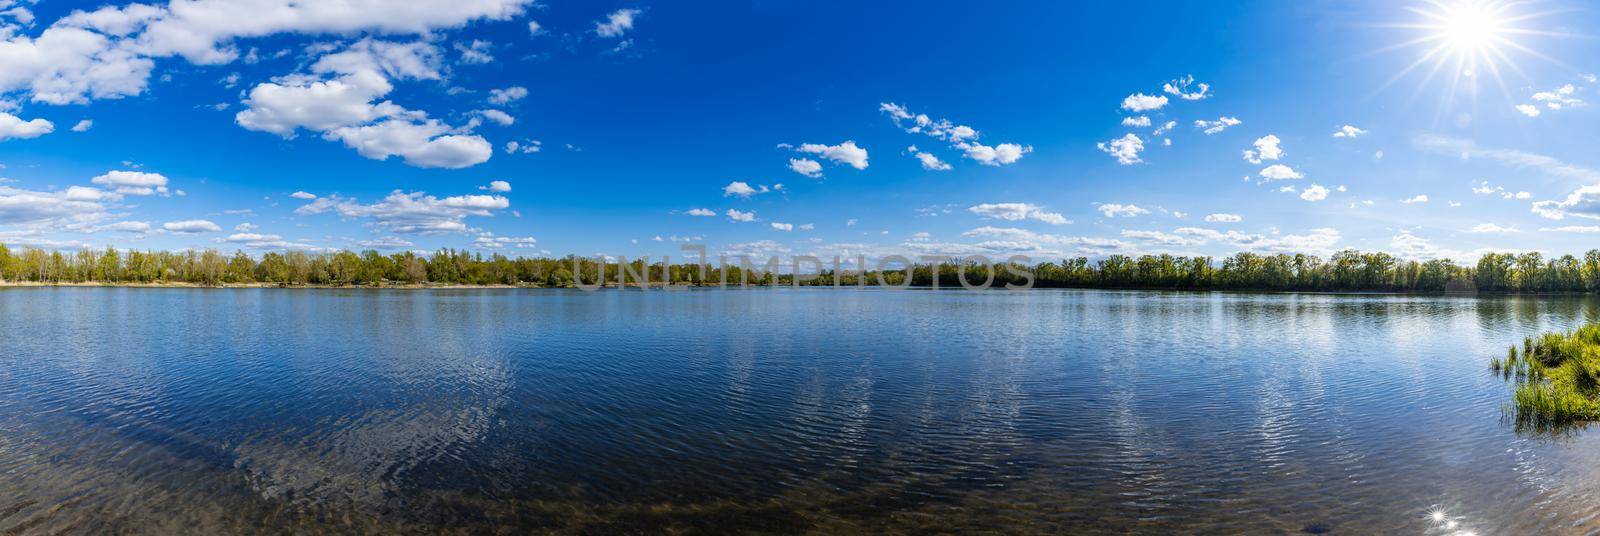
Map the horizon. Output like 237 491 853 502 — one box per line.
2 1 1599 267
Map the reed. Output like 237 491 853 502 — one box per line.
1497 323 1600 427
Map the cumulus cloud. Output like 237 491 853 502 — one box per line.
1121 115 1151 128
1516 104 1541 117
482 180 511 192
770 222 793 231
0 111 53 140
1203 213 1242 223
788 157 822 178
71 119 93 132
1194 116 1240 135
906 145 951 171
1533 184 1600 220
0 0 532 107
1332 125 1366 138
595 8 641 38
289 190 316 199
91 170 168 195
234 39 491 169
1242 134 1282 164
488 86 528 105
880 102 1030 167
1162 75 1210 100
723 181 768 198
686 208 716 217
1098 133 1144 165
1401 194 1428 204
793 141 869 170
967 203 1070 225
1096 203 1149 218
293 189 511 234
0 185 114 228
1258 164 1302 181
1299 184 1330 201
726 208 755 222
164 219 222 233
1120 92 1168 112
958 141 1031 166
475 109 514 126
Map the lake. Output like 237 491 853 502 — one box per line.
2 287 1599 534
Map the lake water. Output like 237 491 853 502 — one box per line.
3 287 1600 534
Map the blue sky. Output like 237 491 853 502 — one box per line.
1 0 1599 262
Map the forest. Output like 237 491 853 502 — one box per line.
0 243 1597 293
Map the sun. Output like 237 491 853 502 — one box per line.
1431 1 1509 54
1376 0 1568 109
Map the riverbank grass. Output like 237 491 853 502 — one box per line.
1494 324 1600 426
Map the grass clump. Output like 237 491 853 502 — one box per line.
1497 324 1600 428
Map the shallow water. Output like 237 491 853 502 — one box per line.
2 287 1599 534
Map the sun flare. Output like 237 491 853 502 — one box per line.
1375 0 1569 112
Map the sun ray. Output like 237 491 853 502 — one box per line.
1372 0 1573 110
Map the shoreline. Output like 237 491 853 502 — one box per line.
0 281 1594 296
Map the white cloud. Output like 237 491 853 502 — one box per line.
1515 104 1541 117
1194 116 1240 135
1120 92 1168 112
788 157 822 178
1533 184 1600 220
1203 213 1242 223
686 208 716 217
97 220 152 233
1242 134 1282 164
1121 115 1151 127
794 141 869 170
91 170 168 195
1163 75 1210 100
1097 133 1144 165
1401 194 1428 204
0 111 52 140
1469 223 1518 234
504 139 541 154
770 222 793 231
70 119 93 132
958 141 1031 166
726 208 755 222
1332 125 1366 138
1152 120 1176 136
488 86 528 105
294 190 510 234
472 232 537 250
1258 164 1303 181
906 146 951 171
475 109 514 126
1096 203 1149 218
595 8 641 38
1531 83 1583 111
1174 226 1342 254
324 118 492 169
0 185 112 228
723 181 766 198
1299 184 1330 201
482 180 511 192
1414 134 1600 184
454 39 493 64
289 190 316 199
234 222 257 231
967 203 1070 225
164 219 221 233
233 39 491 169
1541 225 1600 233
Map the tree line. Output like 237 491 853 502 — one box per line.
1 243 1598 293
